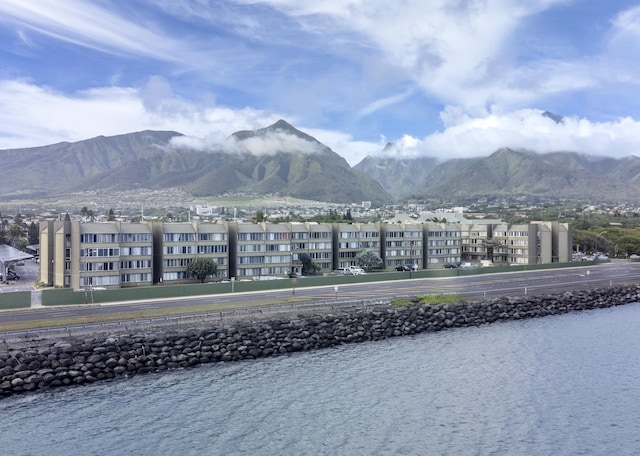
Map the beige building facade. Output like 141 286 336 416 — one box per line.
40 219 572 289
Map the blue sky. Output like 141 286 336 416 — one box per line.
1 0 640 165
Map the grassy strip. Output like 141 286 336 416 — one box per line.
392 294 463 307
0 296 308 333
417 294 463 305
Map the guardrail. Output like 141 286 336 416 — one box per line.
0 297 393 341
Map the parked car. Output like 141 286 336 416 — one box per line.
5 270 20 280
443 263 458 269
395 265 411 271
346 265 365 275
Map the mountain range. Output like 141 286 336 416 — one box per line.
356 147 640 204
0 120 392 205
2 119 640 205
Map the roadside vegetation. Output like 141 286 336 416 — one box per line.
392 294 463 307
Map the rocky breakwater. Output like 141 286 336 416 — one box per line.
2 285 640 398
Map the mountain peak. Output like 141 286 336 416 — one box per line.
542 111 563 124
233 119 320 144
270 119 296 130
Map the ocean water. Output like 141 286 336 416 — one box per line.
2 303 640 456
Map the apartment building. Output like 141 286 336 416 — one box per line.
307 223 333 271
333 223 381 270
490 223 538 265
40 219 154 290
40 219 572 290
151 221 230 283
229 222 266 278
425 223 462 267
382 223 423 270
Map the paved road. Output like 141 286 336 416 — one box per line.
1 261 638 329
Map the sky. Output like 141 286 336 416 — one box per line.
1 0 640 165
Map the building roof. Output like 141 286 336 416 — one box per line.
0 244 34 264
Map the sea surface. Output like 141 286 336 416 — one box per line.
2 303 640 456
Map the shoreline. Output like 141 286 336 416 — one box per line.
2 285 639 399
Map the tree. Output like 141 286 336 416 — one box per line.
255 210 266 223
28 222 39 246
187 257 218 283
8 213 28 248
107 208 116 221
80 206 96 222
299 253 320 275
0 216 8 245
356 249 383 271
482 238 505 262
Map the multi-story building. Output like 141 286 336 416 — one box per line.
264 223 292 276
490 223 538 265
40 219 572 290
153 222 197 283
40 219 154 290
307 223 333 271
532 221 573 263
382 223 423 269
425 223 462 267
333 223 381 270
195 222 230 279
118 223 154 287
460 223 490 263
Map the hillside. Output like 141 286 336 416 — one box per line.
414 148 640 204
0 121 393 205
353 145 440 198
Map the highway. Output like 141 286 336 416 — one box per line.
1 261 639 330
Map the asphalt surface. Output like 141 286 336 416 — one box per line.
0 258 39 293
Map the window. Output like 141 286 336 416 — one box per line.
81 261 119 271
80 275 119 286
238 256 265 264
238 233 264 241
199 233 227 241
238 244 265 252
120 260 152 269
162 271 188 281
163 258 191 268
80 248 120 257
163 246 195 255
121 246 152 256
267 244 290 252
80 233 118 243
197 245 228 254
121 273 151 283
267 232 290 240
120 233 151 243
163 233 195 242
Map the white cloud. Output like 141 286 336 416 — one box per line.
172 130 326 157
374 109 640 160
0 0 209 67
358 89 414 117
3 79 640 168
238 0 573 113
0 79 277 149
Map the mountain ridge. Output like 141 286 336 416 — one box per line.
3 121 640 205
0 121 393 205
